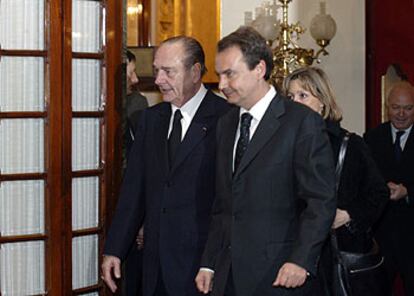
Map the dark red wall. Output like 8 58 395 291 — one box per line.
366 0 414 129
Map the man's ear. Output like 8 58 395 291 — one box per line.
255 60 267 80
192 63 202 82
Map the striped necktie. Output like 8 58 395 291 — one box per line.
234 113 253 172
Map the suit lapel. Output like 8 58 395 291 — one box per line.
402 124 414 158
154 103 171 176
383 123 394 153
169 91 216 174
221 108 239 181
234 94 285 178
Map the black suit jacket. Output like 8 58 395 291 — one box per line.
325 121 388 252
104 90 230 296
364 122 414 204
201 94 336 296
124 91 149 160
364 122 414 259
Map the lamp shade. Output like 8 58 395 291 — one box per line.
252 13 280 41
310 2 336 41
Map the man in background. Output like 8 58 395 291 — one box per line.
121 50 149 296
125 50 149 155
364 81 414 295
102 36 230 296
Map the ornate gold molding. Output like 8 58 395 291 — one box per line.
155 0 220 83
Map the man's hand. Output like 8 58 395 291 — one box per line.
195 269 214 294
101 255 121 293
273 262 308 288
388 182 408 201
332 208 351 229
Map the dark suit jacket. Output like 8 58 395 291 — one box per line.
201 94 336 296
364 122 414 260
124 91 149 157
104 90 230 296
364 122 414 205
325 121 388 252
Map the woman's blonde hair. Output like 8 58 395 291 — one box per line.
283 67 343 121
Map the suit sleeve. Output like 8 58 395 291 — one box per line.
103 111 147 260
200 117 226 270
288 111 336 275
340 136 389 233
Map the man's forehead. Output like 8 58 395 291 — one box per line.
154 44 184 67
216 48 244 70
388 83 414 101
388 91 414 105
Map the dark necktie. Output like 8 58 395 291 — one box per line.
168 109 183 167
394 130 405 162
234 113 253 172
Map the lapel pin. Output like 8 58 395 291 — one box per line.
202 127 208 132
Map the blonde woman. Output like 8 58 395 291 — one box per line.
284 67 388 296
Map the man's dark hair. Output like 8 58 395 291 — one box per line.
160 36 207 77
126 50 136 63
218 26 273 80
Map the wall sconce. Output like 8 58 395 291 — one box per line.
127 4 143 15
245 0 336 86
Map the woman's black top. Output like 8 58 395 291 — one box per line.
325 120 389 253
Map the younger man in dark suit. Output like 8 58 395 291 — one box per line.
124 50 149 157
122 50 148 296
102 36 230 296
364 81 414 295
195 27 336 296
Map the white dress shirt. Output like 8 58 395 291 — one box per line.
391 123 412 150
168 84 207 140
232 86 277 169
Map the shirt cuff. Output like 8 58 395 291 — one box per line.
200 267 214 274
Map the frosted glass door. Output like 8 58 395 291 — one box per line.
70 0 104 292
0 0 47 295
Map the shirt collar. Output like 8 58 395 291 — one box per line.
171 84 207 121
391 123 413 136
239 85 276 122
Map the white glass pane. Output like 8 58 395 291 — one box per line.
0 180 45 236
0 0 45 50
72 59 102 111
72 0 102 52
72 235 98 289
0 57 45 112
0 119 45 174
72 118 100 171
0 241 45 295
72 177 99 230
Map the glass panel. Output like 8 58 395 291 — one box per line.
0 119 44 174
72 235 98 289
0 57 45 112
0 0 45 50
72 177 99 230
72 59 102 111
72 118 100 171
0 241 45 295
72 0 102 53
0 180 45 236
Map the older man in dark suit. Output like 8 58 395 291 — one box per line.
102 36 230 296
195 27 336 296
364 81 414 295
